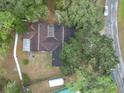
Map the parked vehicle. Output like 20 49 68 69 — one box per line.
104 5 108 16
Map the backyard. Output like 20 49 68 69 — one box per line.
16 34 62 93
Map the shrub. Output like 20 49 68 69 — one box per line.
4 81 20 93
22 59 29 65
22 73 30 86
0 69 8 88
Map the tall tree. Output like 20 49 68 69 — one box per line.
0 0 48 33
55 0 103 33
61 33 118 75
0 11 15 55
82 34 118 74
67 69 117 93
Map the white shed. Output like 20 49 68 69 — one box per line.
49 78 64 87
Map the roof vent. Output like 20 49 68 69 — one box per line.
48 24 55 37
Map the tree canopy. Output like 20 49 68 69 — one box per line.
0 11 15 55
55 0 103 33
0 0 48 21
56 0 118 92
67 69 117 93
61 33 118 75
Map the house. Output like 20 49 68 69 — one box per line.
23 22 74 66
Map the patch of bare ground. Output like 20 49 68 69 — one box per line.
1 43 19 81
17 34 61 92
47 0 58 24
17 35 61 80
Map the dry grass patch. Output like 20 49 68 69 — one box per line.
17 35 61 81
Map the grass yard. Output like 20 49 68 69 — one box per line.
118 0 124 59
118 0 124 19
96 0 105 7
17 35 61 92
1 44 19 81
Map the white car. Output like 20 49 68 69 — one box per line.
104 6 108 16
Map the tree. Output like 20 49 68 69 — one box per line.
56 0 118 92
61 33 118 75
0 0 48 21
55 0 103 33
0 0 48 33
0 11 15 55
60 38 83 75
82 33 118 74
4 81 20 93
55 0 72 10
67 69 117 93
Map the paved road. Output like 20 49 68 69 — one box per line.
105 0 119 56
105 0 124 93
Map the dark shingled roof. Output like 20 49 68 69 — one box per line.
52 45 62 66
23 21 74 66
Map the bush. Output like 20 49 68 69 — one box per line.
4 81 20 93
22 59 29 65
0 69 8 88
22 73 30 86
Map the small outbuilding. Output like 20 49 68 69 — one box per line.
49 78 64 87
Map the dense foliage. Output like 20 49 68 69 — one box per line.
4 81 20 93
55 0 118 92
61 33 118 75
0 11 15 55
0 0 48 33
0 0 48 22
55 0 103 32
67 69 117 93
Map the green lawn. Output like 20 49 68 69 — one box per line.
118 0 124 20
118 0 124 58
